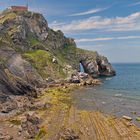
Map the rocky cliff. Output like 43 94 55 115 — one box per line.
0 9 115 113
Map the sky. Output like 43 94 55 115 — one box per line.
0 0 140 63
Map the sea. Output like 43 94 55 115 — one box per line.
72 63 140 126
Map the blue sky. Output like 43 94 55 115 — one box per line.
0 0 140 63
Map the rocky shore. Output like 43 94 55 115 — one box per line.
0 9 121 139
0 9 115 114
0 71 101 116
1 86 140 140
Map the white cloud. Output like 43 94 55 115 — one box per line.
117 36 140 40
69 7 108 16
49 21 66 27
50 12 140 32
76 36 140 42
76 37 113 42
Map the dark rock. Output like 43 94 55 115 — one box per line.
21 113 40 138
59 128 79 140
80 55 116 78
81 81 87 86
0 93 9 103
81 61 99 77
0 92 17 113
46 77 55 84
0 64 37 97
26 113 40 125
0 100 17 113
70 74 80 83
97 56 116 76
31 44 45 50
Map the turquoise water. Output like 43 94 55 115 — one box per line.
79 63 85 72
72 63 140 126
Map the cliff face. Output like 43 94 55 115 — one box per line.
77 49 116 77
0 9 115 111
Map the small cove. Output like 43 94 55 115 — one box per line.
72 63 140 126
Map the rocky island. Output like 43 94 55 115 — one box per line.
1 9 140 140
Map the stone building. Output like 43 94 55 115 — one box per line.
9 6 28 11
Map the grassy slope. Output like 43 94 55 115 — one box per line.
24 50 67 79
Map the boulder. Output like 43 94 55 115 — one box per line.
0 94 17 113
0 100 17 113
78 72 88 79
59 128 79 140
52 58 58 63
46 77 55 83
123 116 132 121
0 64 36 95
70 75 80 83
21 113 40 138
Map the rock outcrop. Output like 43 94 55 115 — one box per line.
79 53 116 77
21 113 40 138
0 9 116 113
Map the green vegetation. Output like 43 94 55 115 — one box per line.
0 33 13 47
34 87 74 139
76 48 98 60
27 33 41 46
27 33 49 51
76 47 97 56
35 127 46 140
24 50 66 78
0 12 16 24
63 45 76 54
0 9 98 80
9 119 21 125
136 117 140 122
54 45 78 67
0 33 23 54
7 24 19 36
0 58 6 64
43 87 72 108
24 50 51 77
